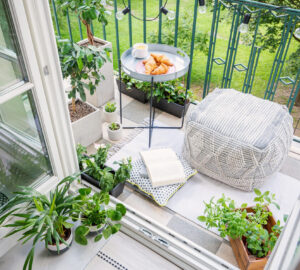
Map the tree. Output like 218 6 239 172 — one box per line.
57 39 111 112
56 0 108 45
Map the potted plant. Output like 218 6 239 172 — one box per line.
116 72 149 103
151 80 193 118
0 174 80 270
57 0 115 107
107 122 122 141
57 39 110 146
198 189 284 270
103 102 118 123
78 144 132 197
73 187 126 245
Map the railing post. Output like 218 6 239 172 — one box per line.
186 0 198 90
158 0 162 43
174 0 180 47
51 0 61 37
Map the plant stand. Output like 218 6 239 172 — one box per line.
118 44 190 148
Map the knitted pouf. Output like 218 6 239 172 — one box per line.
182 88 293 191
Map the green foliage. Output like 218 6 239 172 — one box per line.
76 144 88 170
78 143 132 191
198 190 284 258
113 158 132 186
72 187 126 245
56 0 108 26
57 39 111 101
105 102 117 112
120 72 193 105
148 11 209 55
109 122 120 131
151 80 194 105
91 143 110 169
0 173 81 270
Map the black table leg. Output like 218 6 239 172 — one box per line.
149 77 154 148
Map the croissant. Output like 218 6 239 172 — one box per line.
151 53 173 66
143 56 158 74
151 63 169 75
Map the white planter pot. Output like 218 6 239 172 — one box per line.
107 124 123 141
78 37 114 108
89 223 106 234
71 101 102 147
47 229 73 254
103 108 118 123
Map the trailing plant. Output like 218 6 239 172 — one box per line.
105 102 117 113
57 39 111 112
109 122 120 131
0 173 81 270
198 189 284 258
73 187 126 245
56 0 109 45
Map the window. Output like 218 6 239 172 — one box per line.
0 0 52 208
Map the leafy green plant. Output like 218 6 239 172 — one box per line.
0 174 81 270
76 144 88 170
91 143 110 169
119 72 193 105
105 102 117 112
73 187 126 245
113 158 132 186
57 39 111 112
198 189 284 258
56 0 108 45
151 80 193 105
109 122 120 131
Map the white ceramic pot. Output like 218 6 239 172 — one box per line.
71 101 103 147
89 223 106 234
107 123 122 141
78 37 114 108
47 229 73 254
103 108 118 123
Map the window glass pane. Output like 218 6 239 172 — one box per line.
0 90 52 208
0 0 26 92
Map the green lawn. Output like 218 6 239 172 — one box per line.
51 0 298 102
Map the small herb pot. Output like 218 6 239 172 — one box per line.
103 108 118 123
107 123 122 141
229 207 276 270
47 228 73 254
110 182 125 198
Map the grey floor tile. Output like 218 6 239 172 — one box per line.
167 215 222 253
280 156 300 180
122 100 161 124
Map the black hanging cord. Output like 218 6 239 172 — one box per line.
122 0 169 21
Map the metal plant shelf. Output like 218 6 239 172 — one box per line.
118 44 190 148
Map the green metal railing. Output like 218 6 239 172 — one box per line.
50 0 300 113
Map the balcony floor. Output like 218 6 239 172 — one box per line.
87 86 300 268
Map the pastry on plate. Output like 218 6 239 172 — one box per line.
151 53 173 66
143 56 158 74
151 63 169 75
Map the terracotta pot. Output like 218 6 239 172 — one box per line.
229 207 276 270
47 228 73 254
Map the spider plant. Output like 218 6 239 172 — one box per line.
0 173 81 270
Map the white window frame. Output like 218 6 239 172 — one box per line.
0 0 78 255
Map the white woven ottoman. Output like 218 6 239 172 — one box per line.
183 88 293 191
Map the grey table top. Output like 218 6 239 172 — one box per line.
121 44 190 83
